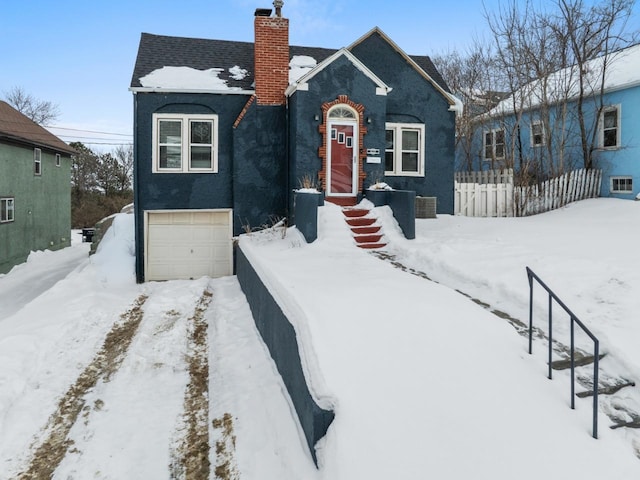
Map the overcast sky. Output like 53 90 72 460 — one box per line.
2 0 639 150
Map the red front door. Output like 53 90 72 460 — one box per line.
328 123 356 195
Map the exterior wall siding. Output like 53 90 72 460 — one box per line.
467 84 640 199
232 101 288 232
0 142 71 274
595 85 640 199
350 32 456 214
288 54 387 212
133 91 288 282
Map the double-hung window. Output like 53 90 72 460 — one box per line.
152 113 218 173
530 121 545 147
600 105 620 149
1 197 14 223
34 148 42 175
385 123 425 176
483 129 505 161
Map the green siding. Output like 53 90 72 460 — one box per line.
0 142 71 274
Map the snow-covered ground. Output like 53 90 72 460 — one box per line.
0 198 638 479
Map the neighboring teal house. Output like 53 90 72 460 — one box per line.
464 43 640 199
0 101 75 274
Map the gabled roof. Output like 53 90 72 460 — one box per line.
486 42 640 118
130 31 451 99
285 48 391 97
348 27 455 107
0 101 75 155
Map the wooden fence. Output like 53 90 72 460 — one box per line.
455 182 515 217
454 168 601 217
455 168 514 185
515 168 602 216
455 169 514 217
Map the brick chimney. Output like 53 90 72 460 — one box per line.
254 3 289 105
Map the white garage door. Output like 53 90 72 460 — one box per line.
146 210 233 281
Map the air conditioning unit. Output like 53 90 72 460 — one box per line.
415 196 437 219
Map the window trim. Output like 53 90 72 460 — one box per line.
599 105 621 149
151 113 218 173
483 128 506 161
1 197 15 223
384 122 425 177
610 176 632 193
34 148 42 175
530 120 546 147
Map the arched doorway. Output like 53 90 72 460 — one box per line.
326 105 358 196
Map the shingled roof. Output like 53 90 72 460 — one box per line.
0 101 75 155
130 32 450 93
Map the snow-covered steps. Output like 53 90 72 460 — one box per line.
325 195 357 207
342 206 386 250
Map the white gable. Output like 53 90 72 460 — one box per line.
285 48 391 97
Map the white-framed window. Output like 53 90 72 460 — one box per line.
600 105 621 149
152 113 218 173
1 197 14 223
55 153 61 167
530 120 545 147
483 129 505 160
611 176 632 193
385 123 425 176
34 148 42 175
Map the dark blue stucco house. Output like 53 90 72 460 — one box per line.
130 5 457 282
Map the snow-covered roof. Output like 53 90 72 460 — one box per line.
487 43 640 117
139 66 244 91
129 31 450 98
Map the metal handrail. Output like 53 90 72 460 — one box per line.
526 267 599 439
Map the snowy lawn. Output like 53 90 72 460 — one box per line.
0 198 638 479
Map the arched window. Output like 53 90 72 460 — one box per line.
328 105 357 120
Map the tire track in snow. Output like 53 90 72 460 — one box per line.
16 294 148 479
170 288 214 479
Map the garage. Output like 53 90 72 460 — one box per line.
145 210 233 281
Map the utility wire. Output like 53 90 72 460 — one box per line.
47 125 132 137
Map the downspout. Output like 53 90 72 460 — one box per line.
285 95 291 223
131 91 143 283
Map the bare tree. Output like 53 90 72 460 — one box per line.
113 143 134 186
70 142 99 196
479 0 636 179
3 86 61 126
555 0 636 169
433 40 502 171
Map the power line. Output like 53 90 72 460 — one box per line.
76 141 133 146
47 125 132 137
56 133 133 142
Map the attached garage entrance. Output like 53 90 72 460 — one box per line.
145 209 233 281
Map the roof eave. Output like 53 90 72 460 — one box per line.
129 87 255 95
285 48 391 98
0 132 76 156
347 27 455 106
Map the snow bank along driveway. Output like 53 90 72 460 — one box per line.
0 214 311 479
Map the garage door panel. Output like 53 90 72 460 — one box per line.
146 210 232 281
191 226 216 242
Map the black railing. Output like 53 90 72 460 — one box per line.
526 267 600 439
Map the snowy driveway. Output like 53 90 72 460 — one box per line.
0 235 90 320
0 215 313 479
